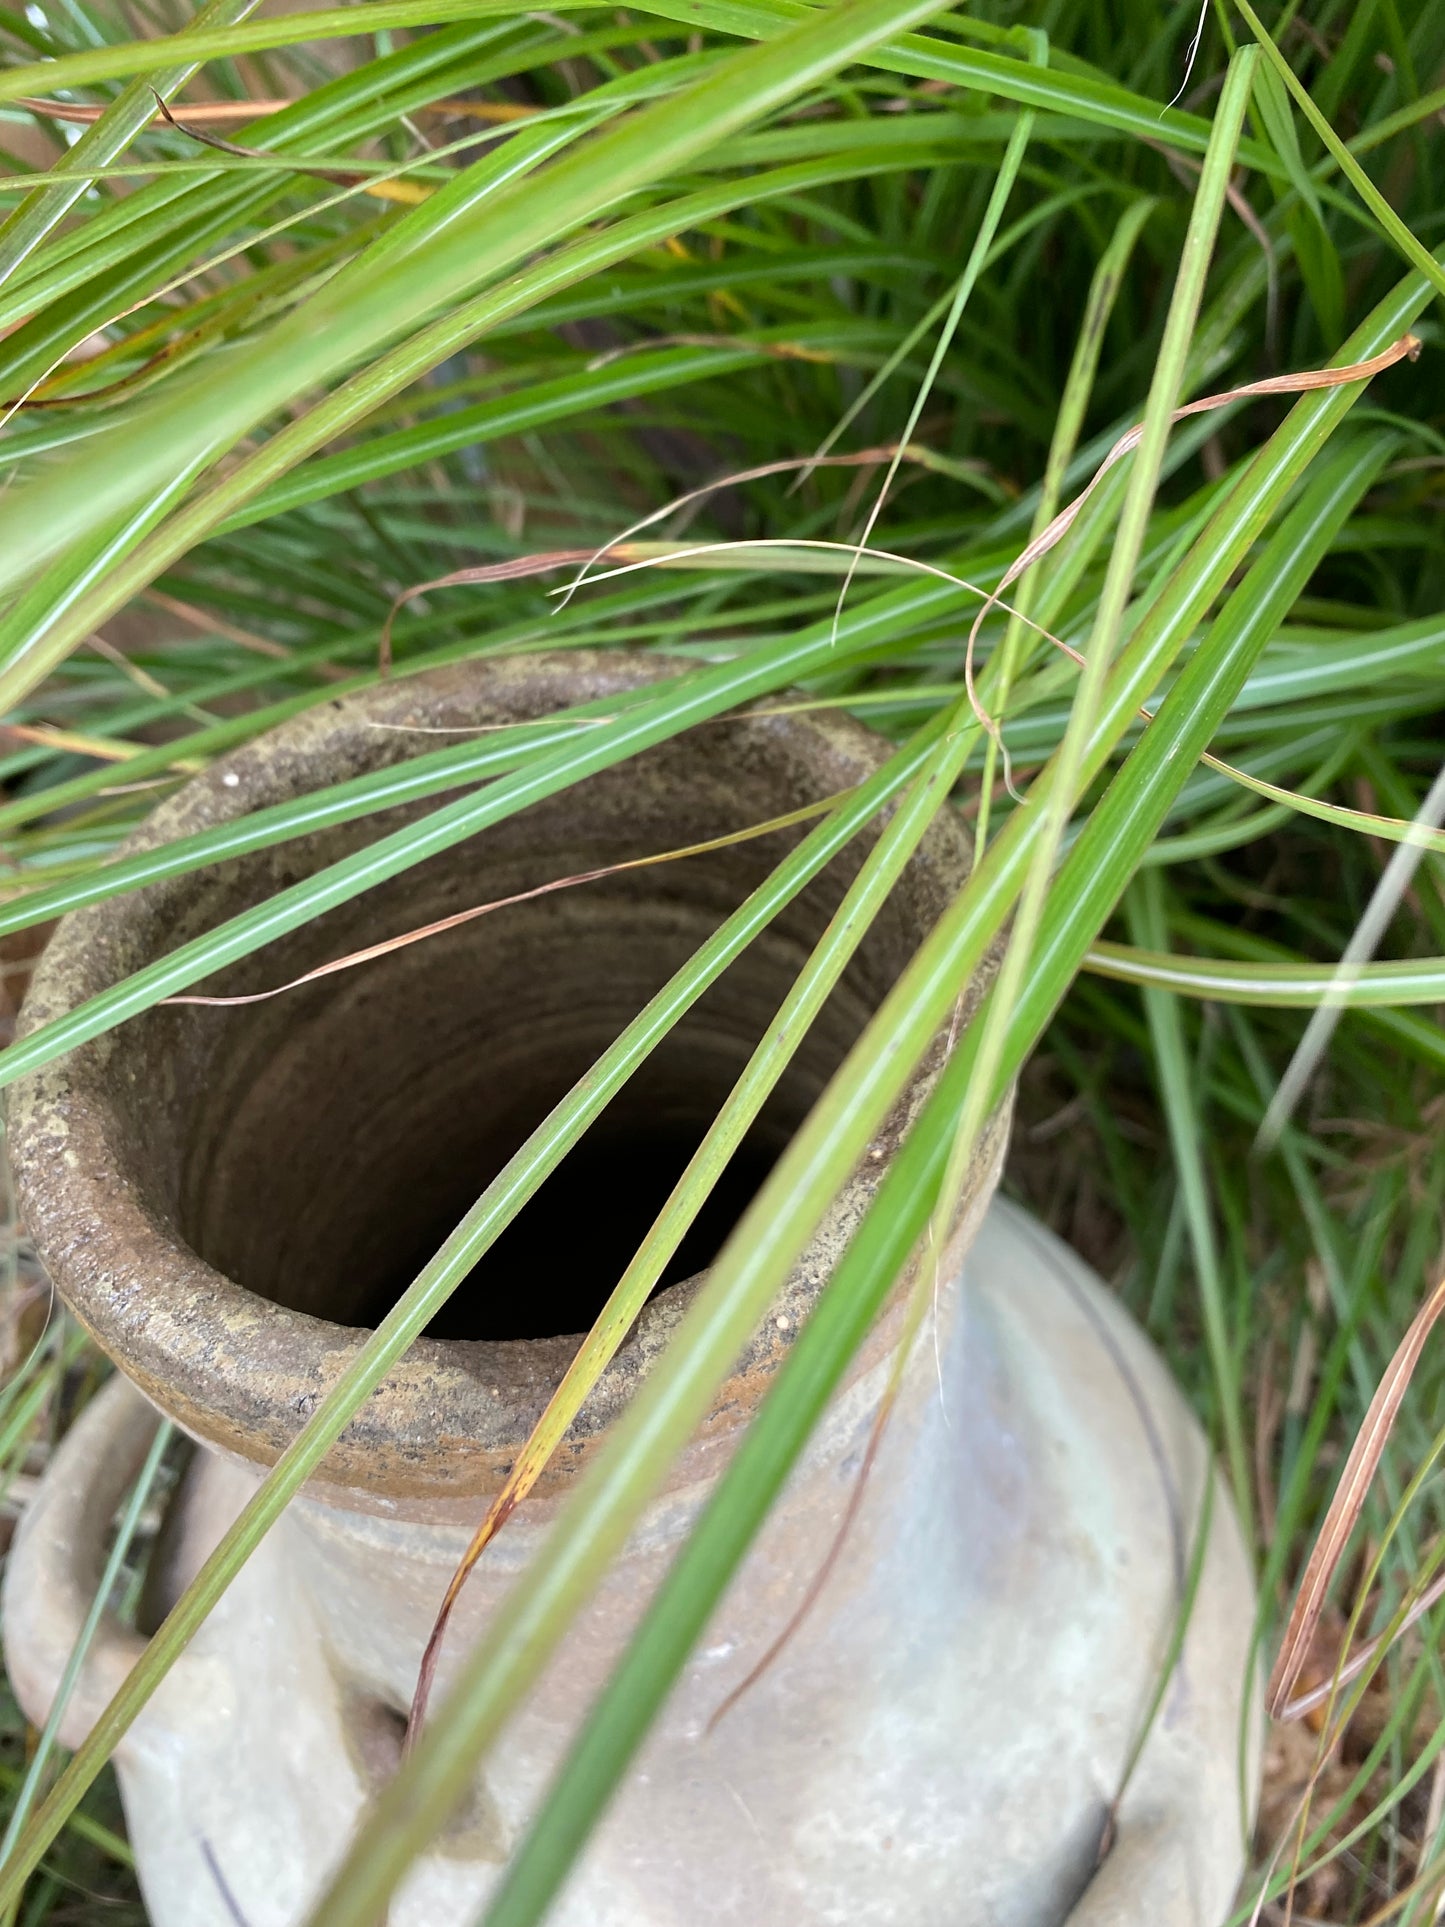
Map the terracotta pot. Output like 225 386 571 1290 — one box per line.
3 651 1258 1926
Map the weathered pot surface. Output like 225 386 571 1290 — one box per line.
3 650 1259 1926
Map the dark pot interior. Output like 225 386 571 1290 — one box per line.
181 820 878 1346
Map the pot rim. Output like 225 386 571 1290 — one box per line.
8 649 990 1509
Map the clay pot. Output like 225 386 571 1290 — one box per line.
3 651 1257 1926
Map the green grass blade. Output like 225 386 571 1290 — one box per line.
421 698 985 1686
0 722 939 1910
300 241 1432 1927
0 0 260 287
1127 868 1250 1533
932 45 1256 1310
0 705 647 937
0 0 536 98
640 0 1275 166
0 0 960 596
1084 943 1445 1006
0 1419 173 1863
1236 0 1445 305
974 191 1157 854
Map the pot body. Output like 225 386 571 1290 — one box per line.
2 653 1259 1925
6 1201 1257 1927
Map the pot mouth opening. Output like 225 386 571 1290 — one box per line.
178 897 838 1346
381 1107 786 1344
144 717 889 1354
10 654 977 1488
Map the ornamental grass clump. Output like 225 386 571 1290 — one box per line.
0 1 1443 1920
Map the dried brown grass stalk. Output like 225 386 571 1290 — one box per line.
160 791 846 1008
379 546 643 672
962 332 1422 768
19 95 534 127
1269 1268 1445 1721
378 446 958 671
